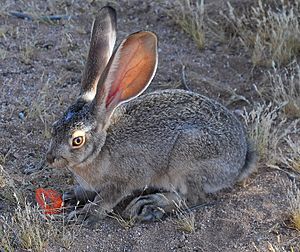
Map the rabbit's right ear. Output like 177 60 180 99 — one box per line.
92 31 158 129
80 6 117 102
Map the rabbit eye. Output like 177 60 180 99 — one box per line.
72 136 84 147
70 130 86 149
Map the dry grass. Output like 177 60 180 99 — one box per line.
0 48 8 60
167 0 205 49
20 34 36 65
221 0 300 66
243 103 282 164
0 198 76 251
1 0 300 250
172 199 195 233
0 165 76 251
108 212 135 229
277 136 300 174
6 200 52 251
0 165 23 206
27 74 54 139
268 61 300 118
242 103 299 165
167 0 300 66
0 148 11 166
0 165 51 251
287 181 300 231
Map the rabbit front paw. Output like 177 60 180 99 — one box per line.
62 185 96 211
66 198 108 227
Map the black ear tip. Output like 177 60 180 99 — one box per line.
96 6 117 27
93 6 117 34
100 5 117 17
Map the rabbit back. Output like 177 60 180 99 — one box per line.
102 89 252 200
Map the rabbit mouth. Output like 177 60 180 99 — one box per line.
50 157 68 169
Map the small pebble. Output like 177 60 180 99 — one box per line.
18 111 26 120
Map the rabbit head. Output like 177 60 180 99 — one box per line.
46 6 158 170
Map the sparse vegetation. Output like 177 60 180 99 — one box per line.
28 74 54 139
167 0 205 49
0 166 76 251
243 103 282 164
11 201 51 251
221 0 300 66
287 181 300 231
268 61 300 118
173 199 195 233
108 212 135 229
243 103 299 165
0 198 76 251
0 166 52 251
0 165 23 205
20 35 36 65
0 149 10 166
278 136 300 174
1 0 300 250
0 48 8 60
0 166 7 189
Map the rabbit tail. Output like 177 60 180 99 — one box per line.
237 141 258 182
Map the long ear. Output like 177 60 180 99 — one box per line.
80 6 117 102
93 31 158 124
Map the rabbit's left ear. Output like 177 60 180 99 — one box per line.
93 31 158 121
80 6 117 102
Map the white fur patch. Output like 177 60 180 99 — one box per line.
81 90 96 102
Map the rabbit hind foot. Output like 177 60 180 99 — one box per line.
122 192 182 222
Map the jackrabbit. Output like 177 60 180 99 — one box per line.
46 6 257 224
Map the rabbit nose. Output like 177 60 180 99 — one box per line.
46 152 55 164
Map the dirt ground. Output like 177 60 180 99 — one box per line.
0 0 299 251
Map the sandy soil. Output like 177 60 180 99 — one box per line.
0 0 299 251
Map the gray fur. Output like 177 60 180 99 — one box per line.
47 89 257 217
46 7 257 222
